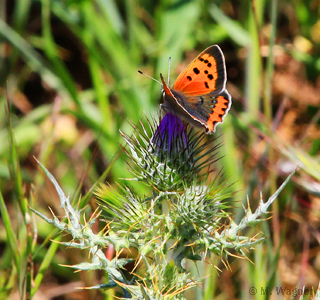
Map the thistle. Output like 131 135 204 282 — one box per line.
121 112 221 192
31 113 294 299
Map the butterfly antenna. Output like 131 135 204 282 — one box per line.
167 57 171 86
138 70 162 85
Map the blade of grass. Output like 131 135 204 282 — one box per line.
97 0 124 35
218 116 246 210
125 0 140 63
263 0 279 247
12 0 32 33
0 190 21 278
5 95 38 299
152 1 201 101
81 2 150 113
253 243 267 300
41 0 80 107
209 4 251 47
52 0 152 130
6 95 28 218
203 258 219 300
0 1 7 84
0 0 32 85
0 19 71 98
87 56 115 135
31 235 61 297
277 141 320 181
246 1 263 120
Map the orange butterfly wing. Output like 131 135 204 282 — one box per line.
173 45 226 96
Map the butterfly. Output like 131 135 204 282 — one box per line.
160 45 232 134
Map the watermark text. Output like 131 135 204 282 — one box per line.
249 287 312 296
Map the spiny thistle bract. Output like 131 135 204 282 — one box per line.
120 113 221 192
31 113 294 299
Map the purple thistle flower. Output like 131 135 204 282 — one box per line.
152 112 188 158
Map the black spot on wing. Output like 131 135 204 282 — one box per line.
204 70 208 74
193 68 200 74
207 62 212 67
207 74 213 80
205 82 209 89
187 76 192 81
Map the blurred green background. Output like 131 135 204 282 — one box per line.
1 0 320 299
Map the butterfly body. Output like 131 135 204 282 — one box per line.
160 45 232 134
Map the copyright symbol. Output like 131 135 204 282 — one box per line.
249 287 257 295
